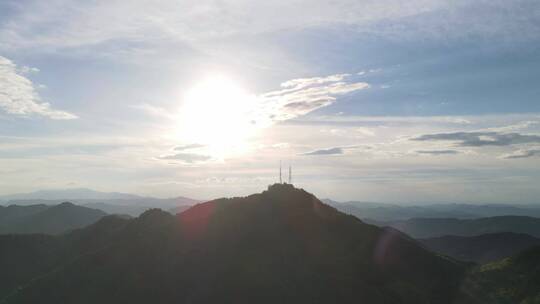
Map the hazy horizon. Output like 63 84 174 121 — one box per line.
1 186 540 207
1 1 540 204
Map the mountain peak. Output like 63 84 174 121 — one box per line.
0 186 470 304
262 183 320 204
57 201 75 207
265 182 298 192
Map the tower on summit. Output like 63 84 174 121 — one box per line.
289 165 292 184
278 161 293 185
279 161 282 184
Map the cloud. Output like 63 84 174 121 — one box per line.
258 74 369 124
501 148 540 159
302 147 344 156
0 1 443 52
157 152 211 163
292 115 473 126
280 74 350 90
19 66 40 74
174 144 205 151
301 144 362 156
130 103 176 119
411 131 540 147
415 150 460 155
3 1 538 55
484 121 539 133
356 127 375 137
0 55 77 119
156 144 209 164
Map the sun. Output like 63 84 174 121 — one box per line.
177 75 258 157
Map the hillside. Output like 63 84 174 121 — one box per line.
0 184 469 304
326 200 476 221
0 202 107 235
2 195 198 217
0 188 200 217
0 204 50 226
378 216 540 238
461 246 540 303
326 200 540 222
420 233 540 264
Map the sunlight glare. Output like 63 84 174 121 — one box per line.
177 75 259 157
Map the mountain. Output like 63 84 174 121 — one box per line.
0 202 107 234
461 246 540 303
419 233 540 264
0 188 143 201
0 215 130 300
376 216 540 238
167 205 192 215
326 200 476 221
326 199 540 222
0 189 200 216
425 203 540 218
0 204 50 226
0 184 469 304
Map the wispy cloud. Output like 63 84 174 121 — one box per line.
157 152 211 163
301 145 362 156
483 121 539 133
501 148 540 159
415 150 460 155
411 131 540 147
174 144 205 151
2 1 538 55
280 74 351 90
292 115 472 126
302 147 345 156
130 103 176 119
0 55 77 120
258 74 369 124
156 143 210 164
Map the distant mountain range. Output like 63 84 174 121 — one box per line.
0 202 106 234
0 184 470 304
0 188 143 201
325 199 540 221
0 188 200 216
370 216 540 238
420 232 540 264
4 190 539 220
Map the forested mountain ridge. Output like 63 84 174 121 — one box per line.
0 202 106 234
0 184 469 304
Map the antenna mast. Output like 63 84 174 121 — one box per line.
279 161 282 184
289 165 292 184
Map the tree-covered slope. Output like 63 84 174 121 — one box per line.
382 216 540 238
420 232 540 264
0 202 107 235
0 184 470 304
461 246 540 304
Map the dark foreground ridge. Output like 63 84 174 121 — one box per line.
1 184 470 303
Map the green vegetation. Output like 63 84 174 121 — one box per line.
0 184 468 304
0 202 106 234
420 233 540 264
2 184 539 304
461 246 540 304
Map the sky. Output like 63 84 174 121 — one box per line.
0 0 539 204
